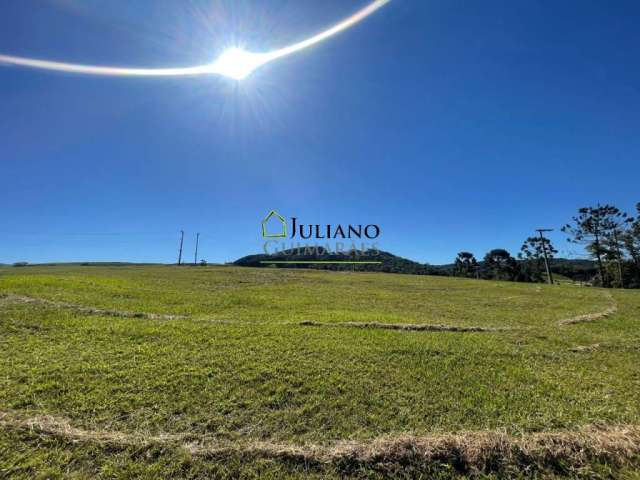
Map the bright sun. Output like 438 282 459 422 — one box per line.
210 48 269 80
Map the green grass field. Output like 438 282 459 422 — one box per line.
1 265 639 479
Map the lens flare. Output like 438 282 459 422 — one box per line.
0 0 390 80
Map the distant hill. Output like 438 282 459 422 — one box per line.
548 258 597 281
234 250 597 281
234 249 445 275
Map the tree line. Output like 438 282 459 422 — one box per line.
453 203 640 288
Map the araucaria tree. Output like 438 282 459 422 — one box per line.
518 236 558 282
483 249 519 281
623 203 640 286
602 208 634 288
562 204 632 287
454 251 478 278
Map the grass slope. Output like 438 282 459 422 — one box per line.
0 265 639 478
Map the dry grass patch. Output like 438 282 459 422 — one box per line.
299 320 505 332
1 410 639 474
558 292 617 325
0 293 186 320
570 344 601 353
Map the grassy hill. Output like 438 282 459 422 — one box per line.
234 249 443 275
0 265 639 478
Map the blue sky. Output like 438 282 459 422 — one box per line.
1 0 639 265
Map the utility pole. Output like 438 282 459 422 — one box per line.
536 228 554 285
177 230 184 266
194 233 200 266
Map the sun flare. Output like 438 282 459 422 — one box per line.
0 0 390 81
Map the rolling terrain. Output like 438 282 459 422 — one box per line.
0 265 639 478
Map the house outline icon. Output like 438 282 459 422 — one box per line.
261 210 287 238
